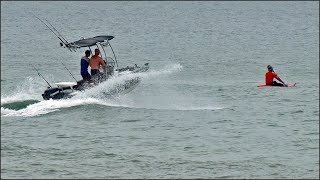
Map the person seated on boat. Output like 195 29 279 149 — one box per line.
90 49 106 83
80 50 91 81
265 65 287 87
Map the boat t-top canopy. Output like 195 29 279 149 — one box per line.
69 36 114 48
34 16 119 68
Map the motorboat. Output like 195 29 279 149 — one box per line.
40 35 149 100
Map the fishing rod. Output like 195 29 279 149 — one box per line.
44 18 69 45
30 64 52 88
60 61 78 82
32 14 73 51
33 14 67 46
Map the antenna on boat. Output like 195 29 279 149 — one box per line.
30 64 52 88
60 61 78 82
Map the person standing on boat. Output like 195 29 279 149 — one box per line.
80 50 91 81
90 48 106 82
265 65 287 87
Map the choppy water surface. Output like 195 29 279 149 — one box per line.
1 1 319 179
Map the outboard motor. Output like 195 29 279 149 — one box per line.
42 87 61 100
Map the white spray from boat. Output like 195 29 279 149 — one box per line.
1 64 193 117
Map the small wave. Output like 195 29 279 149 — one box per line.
1 77 45 105
127 105 224 111
1 94 41 105
142 63 183 78
1 98 101 117
174 106 224 111
1 96 223 117
1 100 39 110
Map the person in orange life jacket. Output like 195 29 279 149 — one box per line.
265 65 287 87
80 50 91 81
89 49 106 82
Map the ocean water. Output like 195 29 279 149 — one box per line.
1 1 319 179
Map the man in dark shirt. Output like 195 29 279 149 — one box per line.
80 50 91 81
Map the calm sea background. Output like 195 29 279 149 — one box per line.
1 1 319 179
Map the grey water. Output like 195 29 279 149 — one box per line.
1 1 319 179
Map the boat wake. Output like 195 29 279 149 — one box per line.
1 64 222 117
